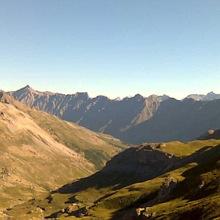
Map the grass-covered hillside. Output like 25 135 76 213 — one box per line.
5 137 220 219
0 93 125 213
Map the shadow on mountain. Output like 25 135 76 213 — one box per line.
123 98 220 144
57 144 219 196
176 145 220 201
57 145 180 195
110 144 220 220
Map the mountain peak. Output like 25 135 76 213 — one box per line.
24 85 31 89
19 85 34 93
134 93 143 98
204 91 220 101
133 94 144 101
207 91 215 95
186 92 220 101
74 92 89 99
24 85 33 90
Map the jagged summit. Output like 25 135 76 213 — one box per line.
186 91 220 101
74 92 89 100
23 84 31 89
18 85 33 92
14 85 172 101
205 91 220 100
133 93 144 99
147 94 170 102
207 91 215 95
9 86 220 144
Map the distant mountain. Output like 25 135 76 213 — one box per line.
11 86 220 144
198 129 220 140
11 86 169 141
122 98 220 143
0 92 125 210
186 91 220 101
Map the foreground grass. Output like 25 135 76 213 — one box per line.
5 139 220 219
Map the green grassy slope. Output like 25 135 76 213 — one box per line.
5 139 220 219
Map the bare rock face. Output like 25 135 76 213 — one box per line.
130 95 162 126
0 92 13 104
136 207 156 219
65 203 80 214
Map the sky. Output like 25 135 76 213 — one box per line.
0 0 220 99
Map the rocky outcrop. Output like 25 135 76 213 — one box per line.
136 207 156 219
157 177 177 201
65 203 80 214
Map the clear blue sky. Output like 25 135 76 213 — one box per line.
0 0 220 98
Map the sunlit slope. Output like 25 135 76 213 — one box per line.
0 100 93 210
26 108 125 169
7 139 220 219
4 92 125 169
0 93 125 211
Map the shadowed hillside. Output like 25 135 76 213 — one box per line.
123 98 220 143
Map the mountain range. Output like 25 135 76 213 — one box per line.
10 86 220 144
186 92 220 101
